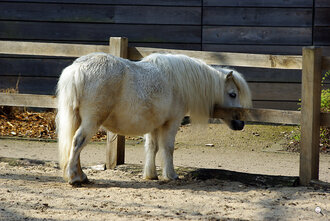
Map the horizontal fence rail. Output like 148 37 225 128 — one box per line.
0 40 110 58
1 40 330 70
128 47 303 69
0 93 57 109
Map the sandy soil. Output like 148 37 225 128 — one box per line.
0 124 329 220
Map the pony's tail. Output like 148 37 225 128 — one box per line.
56 64 82 170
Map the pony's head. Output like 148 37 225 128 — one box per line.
220 69 252 130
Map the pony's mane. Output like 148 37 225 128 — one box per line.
142 53 224 123
142 53 252 123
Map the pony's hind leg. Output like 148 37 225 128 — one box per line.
66 120 98 185
143 130 159 180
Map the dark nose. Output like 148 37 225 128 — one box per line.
230 120 245 130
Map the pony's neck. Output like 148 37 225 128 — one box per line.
147 54 225 123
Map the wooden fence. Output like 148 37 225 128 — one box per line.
0 37 329 186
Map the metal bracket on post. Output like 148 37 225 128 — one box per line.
105 37 128 169
299 47 322 186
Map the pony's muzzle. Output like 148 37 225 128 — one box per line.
230 120 245 130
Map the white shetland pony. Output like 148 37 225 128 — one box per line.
56 52 252 184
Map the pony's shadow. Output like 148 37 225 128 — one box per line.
81 164 303 191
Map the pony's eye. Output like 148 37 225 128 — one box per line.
229 92 237 98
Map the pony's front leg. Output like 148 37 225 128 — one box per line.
143 131 159 180
159 121 181 180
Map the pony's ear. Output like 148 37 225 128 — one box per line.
226 71 234 81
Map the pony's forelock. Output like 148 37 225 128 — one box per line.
231 71 252 108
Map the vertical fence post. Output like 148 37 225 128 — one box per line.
299 47 322 185
106 37 128 169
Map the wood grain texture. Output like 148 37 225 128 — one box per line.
0 0 202 6
203 26 312 45
0 40 109 57
128 47 303 69
252 101 300 111
299 47 322 185
322 56 330 70
203 7 312 26
203 0 313 7
0 3 201 25
0 57 72 77
202 44 304 55
0 93 56 108
249 83 301 101
0 21 200 43
314 27 330 45
0 76 57 95
224 67 303 83
315 8 330 26
315 0 330 7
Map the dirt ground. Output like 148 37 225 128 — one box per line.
0 124 329 221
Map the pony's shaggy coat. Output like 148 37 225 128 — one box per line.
56 53 252 183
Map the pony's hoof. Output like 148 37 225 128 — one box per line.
143 175 159 180
67 171 89 186
69 177 90 186
163 173 179 181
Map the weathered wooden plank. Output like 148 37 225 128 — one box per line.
128 47 303 69
0 76 58 95
314 27 330 46
131 42 201 51
315 0 330 7
203 44 304 55
203 7 312 26
322 56 330 70
0 93 57 108
0 0 202 6
0 57 72 77
299 47 322 186
212 107 301 125
0 40 109 57
249 83 301 101
203 0 313 7
203 26 312 45
252 101 300 111
225 67 303 83
0 21 201 44
0 3 201 25
250 83 327 102
315 8 330 26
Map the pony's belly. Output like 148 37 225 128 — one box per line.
102 114 163 136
